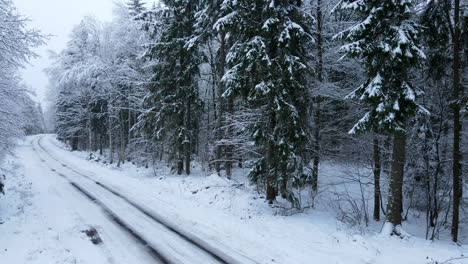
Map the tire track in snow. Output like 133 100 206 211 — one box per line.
34 135 247 264
32 138 170 264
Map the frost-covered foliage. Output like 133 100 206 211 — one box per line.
334 0 426 134
0 0 43 68
48 7 149 163
0 76 43 159
0 0 44 165
48 17 103 146
49 0 465 227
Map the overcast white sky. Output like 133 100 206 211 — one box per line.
12 0 118 107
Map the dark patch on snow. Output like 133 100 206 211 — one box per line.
82 227 102 245
0 174 5 195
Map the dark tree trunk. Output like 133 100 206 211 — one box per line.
214 97 223 175
266 109 277 204
451 0 462 243
387 131 406 228
312 0 324 193
266 184 276 204
72 137 78 151
266 143 277 204
99 133 103 156
93 127 98 152
88 117 93 151
177 154 183 175
225 96 233 179
117 114 126 168
109 114 114 164
215 32 227 176
185 99 191 175
312 102 321 192
373 135 382 221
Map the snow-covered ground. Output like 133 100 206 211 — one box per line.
0 138 157 264
0 135 467 264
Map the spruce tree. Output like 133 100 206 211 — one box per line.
334 0 426 235
145 0 202 175
219 0 314 206
127 0 147 16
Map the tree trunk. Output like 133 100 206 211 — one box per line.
215 32 227 176
387 131 406 229
88 116 93 151
93 129 98 152
109 114 114 164
312 102 321 192
99 133 103 156
225 96 233 179
451 0 462 243
312 0 324 193
373 135 382 221
128 107 132 161
214 95 223 175
119 128 125 166
185 99 191 175
266 109 277 204
117 115 125 168
72 137 78 151
383 134 392 175
177 153 183 175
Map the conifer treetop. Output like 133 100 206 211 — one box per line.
334 0 427 134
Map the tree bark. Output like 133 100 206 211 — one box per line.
88 114 93 151
72 137 78 151
177 153 183 175
93 128 98 152
451 0 462 243
225 96 233 179
185 98 191 175
312 0 324 193
109 112 114 164
117 113 126 167
266 109 277 204
99 133 103 156
214 37 225 176
373 135 382 221
387 131 406 228
127 106 133 161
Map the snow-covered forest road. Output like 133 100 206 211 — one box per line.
1 0 466 263
15 134 249 264
0 135 466 264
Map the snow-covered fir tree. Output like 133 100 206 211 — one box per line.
334 0 426 234
127 0 147 16
218 0 314 206
144 0 203 175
